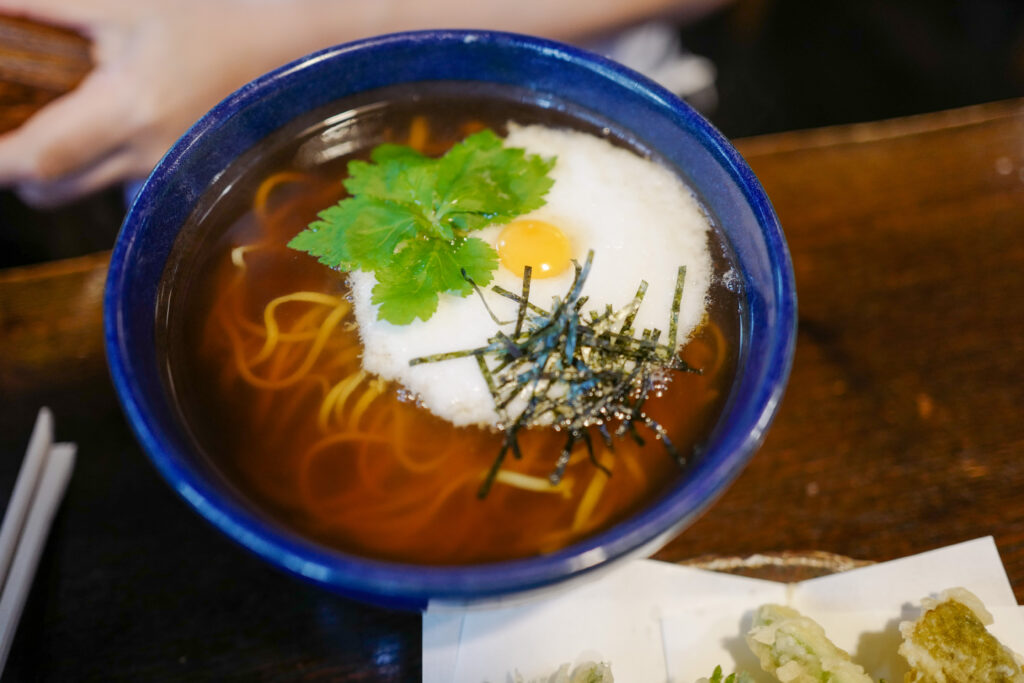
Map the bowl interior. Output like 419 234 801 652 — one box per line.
104 30 795 609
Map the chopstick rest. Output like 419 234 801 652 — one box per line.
0 408 77 673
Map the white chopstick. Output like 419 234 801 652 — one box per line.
0 408 77 673
0 408 53 580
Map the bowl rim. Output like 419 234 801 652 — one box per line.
104 29 796 607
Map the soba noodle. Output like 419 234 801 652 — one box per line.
181 113 736 564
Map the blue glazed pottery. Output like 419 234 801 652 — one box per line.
104 30 796 610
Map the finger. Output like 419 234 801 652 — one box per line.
14 145 142 208
0 69 133 183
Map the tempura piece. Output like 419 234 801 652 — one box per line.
898 587 1024 682
515 661 614 683
746 604 874 683
695 665 755 683
562 662 613 683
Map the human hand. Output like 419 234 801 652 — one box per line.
0 0 729 208
0 0 321 207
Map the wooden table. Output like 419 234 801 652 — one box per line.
1 99 1022 680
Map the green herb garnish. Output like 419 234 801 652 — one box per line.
411 250 700 497
704 665 754 683
287 129 555 324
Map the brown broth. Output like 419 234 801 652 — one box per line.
159 83 743 565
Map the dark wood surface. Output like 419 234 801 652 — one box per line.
657 100 1024 594
1 99 1022 680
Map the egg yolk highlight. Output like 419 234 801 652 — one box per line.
496 219 572 279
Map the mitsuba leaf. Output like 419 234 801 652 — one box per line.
288 127 555 323
394 238 471 295
370 237 500 323
451 237 499 293
435 130 555 233
345 157 434 210
371 274 440 326
340 196 423 270
369 143 427 164
286 204 356 270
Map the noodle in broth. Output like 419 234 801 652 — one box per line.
163 92 741 565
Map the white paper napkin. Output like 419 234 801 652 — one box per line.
423 537 1024 683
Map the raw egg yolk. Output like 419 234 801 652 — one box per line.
496 219 572 279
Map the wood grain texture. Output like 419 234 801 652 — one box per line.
1 100 1022 679
657 100 1024 601
0 251 108 395
0 13 92 134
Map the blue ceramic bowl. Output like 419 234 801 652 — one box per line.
104 30 796 610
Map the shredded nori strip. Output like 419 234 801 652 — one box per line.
411 250 700 497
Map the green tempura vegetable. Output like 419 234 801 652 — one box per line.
746 604 874 683
898 588 1024 682
696 664 755 683
514 661 614 682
